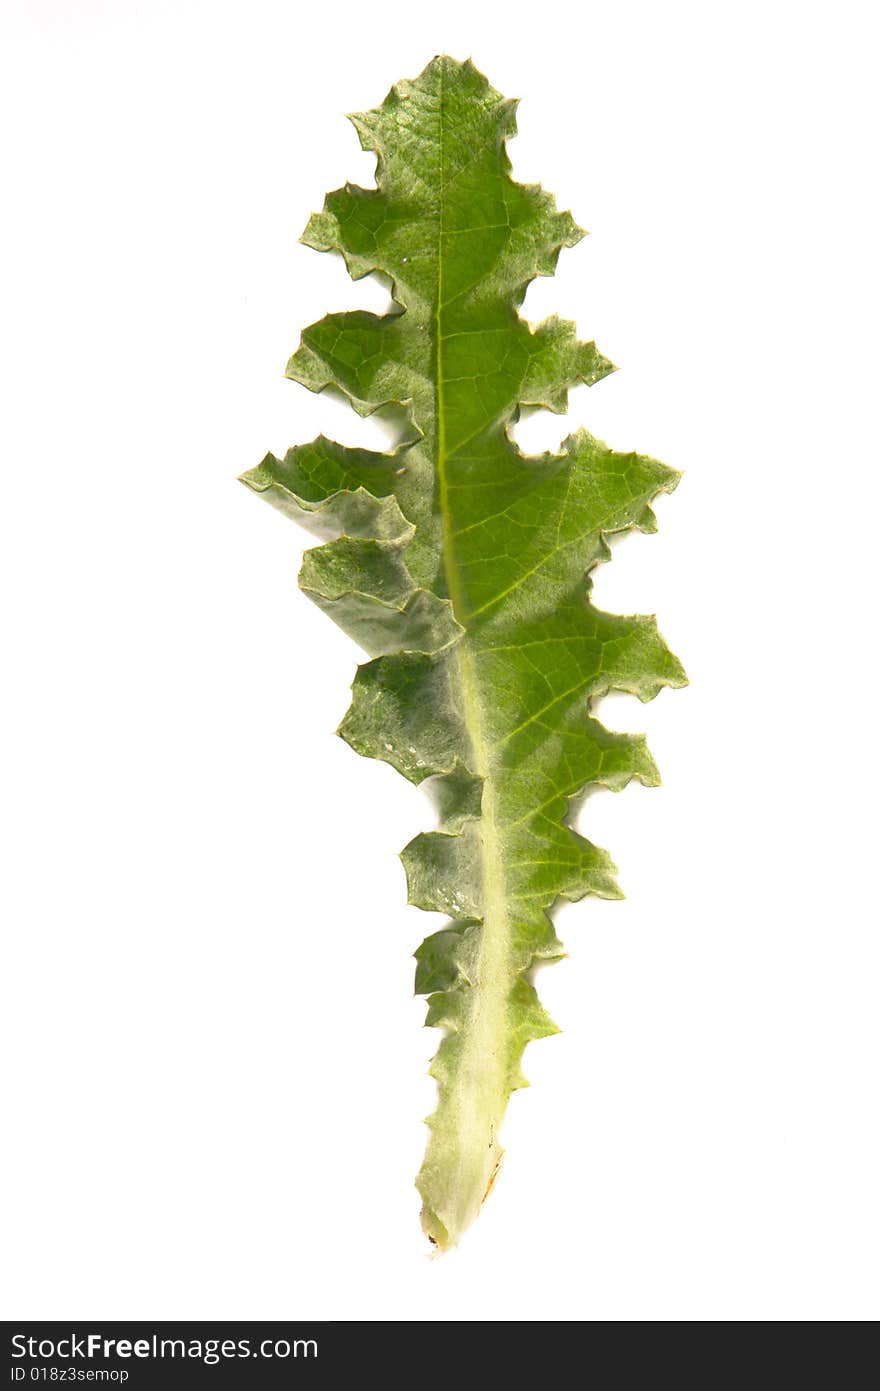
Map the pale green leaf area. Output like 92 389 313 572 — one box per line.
242 55 685 1250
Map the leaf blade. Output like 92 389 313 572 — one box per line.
244 55 685 1250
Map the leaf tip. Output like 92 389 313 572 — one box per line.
238 455 276 493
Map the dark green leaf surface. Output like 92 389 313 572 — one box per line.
242 56 685 1249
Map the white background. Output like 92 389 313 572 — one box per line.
1 0 878 1322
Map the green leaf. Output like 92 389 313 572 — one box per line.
241 56 686 1250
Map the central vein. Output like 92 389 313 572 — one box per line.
431 67 512 1215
